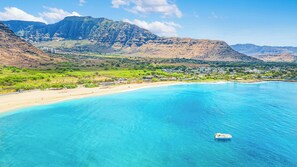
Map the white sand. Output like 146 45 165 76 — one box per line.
0 82 181 114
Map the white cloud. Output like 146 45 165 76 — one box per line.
112 0 182 18
0 7 46 23
0 7 80 24
112 0 129 8
40 7 80 23
123 19 181 37
79 0 86 6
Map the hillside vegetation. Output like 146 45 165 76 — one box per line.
1 55 296 94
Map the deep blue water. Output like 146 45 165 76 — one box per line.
0 82 297 167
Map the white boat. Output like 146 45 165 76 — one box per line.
214 133 232 140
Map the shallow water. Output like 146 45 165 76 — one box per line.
0 82 297 167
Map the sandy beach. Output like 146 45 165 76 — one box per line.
0 82 182 114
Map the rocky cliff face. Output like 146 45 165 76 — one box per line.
122 38 258 61
4 16 158 46
3 16 259 62
0 23 60 67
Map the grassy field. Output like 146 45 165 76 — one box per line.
0 66 184 94
1 55 296 94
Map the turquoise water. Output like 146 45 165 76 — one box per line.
0 82 297 167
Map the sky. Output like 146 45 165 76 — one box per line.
0 0 297 46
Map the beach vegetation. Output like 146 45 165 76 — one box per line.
0 55 296 94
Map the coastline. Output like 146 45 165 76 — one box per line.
0 82 183 114
0 80 294 115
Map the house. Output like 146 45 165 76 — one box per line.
116 78 128 84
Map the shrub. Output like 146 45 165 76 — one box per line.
77 79 92 84
39 83 50 90
51 83 78 89
15 83 36 91
152 78 158 82
84 83 98 88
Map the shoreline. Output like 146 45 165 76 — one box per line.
0 80 294 115
0 82 183 114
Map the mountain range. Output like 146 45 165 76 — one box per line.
0 23 61 67
231 44 297 62
2 16 259 62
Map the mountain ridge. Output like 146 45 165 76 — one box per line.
231 44 297 62
231 44 297 56
2 16 259 62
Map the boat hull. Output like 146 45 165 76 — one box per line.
214 133 232 140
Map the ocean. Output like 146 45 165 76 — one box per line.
0 82 297 166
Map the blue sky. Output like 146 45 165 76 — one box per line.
0 0 297 46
